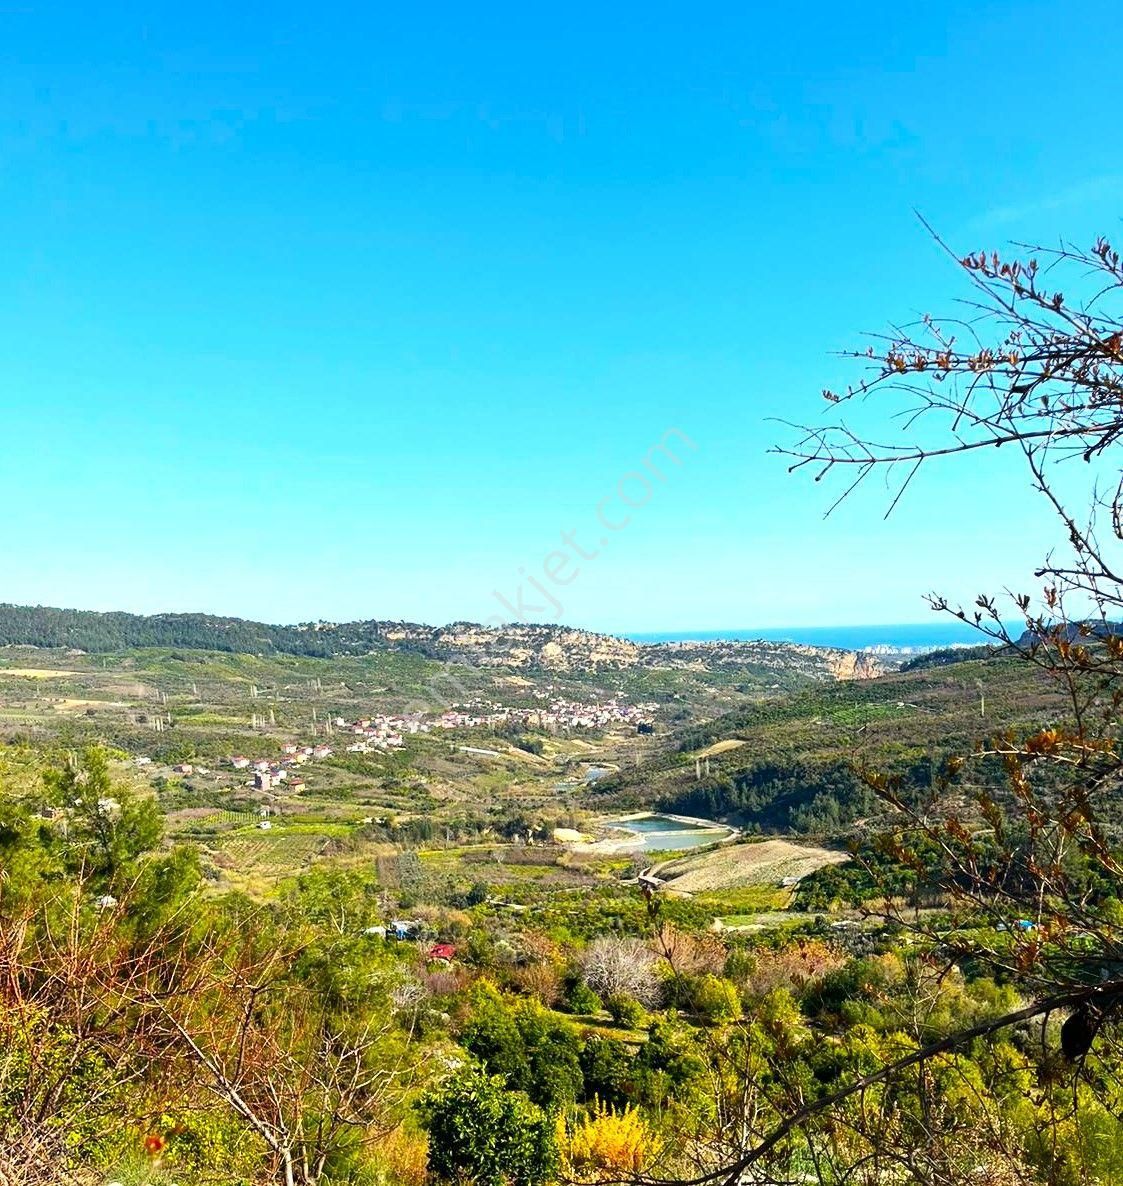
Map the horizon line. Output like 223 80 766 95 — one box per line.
0 600 1003 639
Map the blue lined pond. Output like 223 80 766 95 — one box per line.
602 813 735 852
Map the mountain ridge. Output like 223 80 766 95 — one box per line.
0 603 890 680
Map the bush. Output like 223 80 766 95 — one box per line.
565 981 602 1015
420 1068 557 1186
690 975 743 1024
561 1101 660 1180
459 986 583 1109
605 993 646 1029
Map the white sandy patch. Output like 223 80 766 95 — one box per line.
696 739 746 758
553 827 592 844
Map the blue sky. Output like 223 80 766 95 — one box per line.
1 1 1120 632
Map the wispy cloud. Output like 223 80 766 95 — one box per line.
966 175 1123 234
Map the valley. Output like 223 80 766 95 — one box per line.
0 608 1046 906
0 604 1102 1185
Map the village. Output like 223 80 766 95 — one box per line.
160 695 661 795
422 693 659 735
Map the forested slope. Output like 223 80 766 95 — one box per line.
591 655 1069 832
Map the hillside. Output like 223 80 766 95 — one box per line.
0 604 430 658
0 606 1054 860
590 654 1071 833
0 603 890 683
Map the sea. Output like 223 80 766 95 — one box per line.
628 622 1008 652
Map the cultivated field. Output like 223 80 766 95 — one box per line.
653 837 849 892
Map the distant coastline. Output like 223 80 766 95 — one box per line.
628 622 1009 652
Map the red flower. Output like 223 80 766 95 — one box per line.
144 1134 165 1156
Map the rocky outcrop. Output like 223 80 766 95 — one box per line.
429 625 641 670
635 638 890 681
820 650 888 680
415 627 890 681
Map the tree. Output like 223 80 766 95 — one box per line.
0 748 432 1185
459 983 531 1088
459 984 583 1109
419 1067 557 1186
579 1036 632 1110
689 976 742 1025
0 901 137 1183
777 229 1123 1038
581 938 661 1008
43 745 162 884
144 923 421 1186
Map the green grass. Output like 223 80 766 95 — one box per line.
547 1009 649 1045
694 885 792 912
717 910 816 930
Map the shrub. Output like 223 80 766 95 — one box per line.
565 981 602 1015
561 1101 660 1181
420 1068 557 1186
604 994 646 1029
514 962 563 1008
691 975 743 1024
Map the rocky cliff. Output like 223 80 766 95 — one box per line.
419 626 889 681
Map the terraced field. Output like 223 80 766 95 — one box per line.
653 837 849 892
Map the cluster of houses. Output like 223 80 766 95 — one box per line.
227 744 335 791
215 695 656 793
516 695 658 730
334 695 656 743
